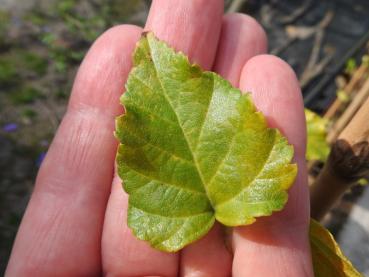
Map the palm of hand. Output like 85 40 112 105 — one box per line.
6 1 312 276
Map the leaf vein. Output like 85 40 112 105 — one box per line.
215 133 279 207
124 163 205 195
146 38 208 192
132 204 213 219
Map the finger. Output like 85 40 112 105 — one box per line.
145 0 224 70
6 25 142 276
213 13 267 86
232 55 313 276
102 1 224 276
179 223 232 277
180 13 267 277
102 175 179 277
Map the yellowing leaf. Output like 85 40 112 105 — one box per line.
305 108 330 162
358 178 368 186
337 90 350 103
310 219 363 277
115 32 297 252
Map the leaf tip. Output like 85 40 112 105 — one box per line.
141 30 150 37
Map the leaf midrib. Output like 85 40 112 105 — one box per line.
146 38 285 218
124 164 206 195
132 205 213 219
147 38 210 199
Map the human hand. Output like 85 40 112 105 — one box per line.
6 1 313 276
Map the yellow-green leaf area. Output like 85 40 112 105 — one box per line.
305 108 330 162
310 219 363 277
115 32 297 252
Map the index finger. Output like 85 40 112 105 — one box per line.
101 1 224 276
6 25 142 276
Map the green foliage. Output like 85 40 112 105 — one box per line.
0 49 48 87
345 58 357 76
21 108 38 119
358 178 368 186
25 12 47 26
21 51 48 75
56 0 76 14
0 10 10 45
310 219 363 276
10 87 43 104
362 55 369 67
337 89 350 103
116 33 297 252
305 109 330 162
0 56 17 85
40 33 69 72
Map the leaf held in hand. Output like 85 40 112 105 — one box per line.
310 219 363 277
115 32 297 252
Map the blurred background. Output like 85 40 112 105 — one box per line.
1 0 369 275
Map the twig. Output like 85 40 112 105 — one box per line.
304 28 369 106
311 92 369 220
308 30 325 70
279 0 314 24
324 63 369 119
300 51 335 88
227 0 248 13
299 11 335 87
328 78 369 143
270 37 296 56
299 31 334 87
271 11 333 56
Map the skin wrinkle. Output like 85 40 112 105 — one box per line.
233 233 310 277
21 203 64 275
13 192 102 276
36 109 115 197
71 25 139 113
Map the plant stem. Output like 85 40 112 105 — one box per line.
227 0 247 13
324 63 368 120
327 77 369 143
311 95 369 220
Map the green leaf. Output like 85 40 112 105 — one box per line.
305 109 330 162
310 219 363 277
115 32 297 252
358 178 368 186
337 90 350 103
345 58 357 76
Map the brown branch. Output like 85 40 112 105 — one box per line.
300 49 334 88
270 37 297 56
310 95 369 220
327 77 369 143
279 0 314 24
324 63 369 119
271 11 334 57
299 11 335 87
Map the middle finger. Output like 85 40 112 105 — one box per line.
101 1 224 276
